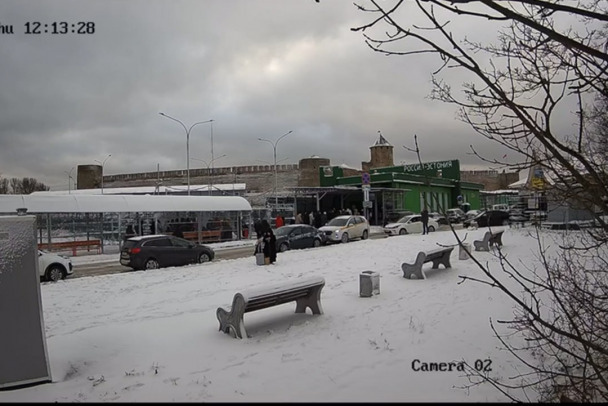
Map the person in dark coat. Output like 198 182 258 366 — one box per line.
124 224 136 241
314 211 322 228
254 220 263 240
421 207 429 235
173 225 184 238
260 219 277 264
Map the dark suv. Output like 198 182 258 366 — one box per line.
120 235 215 270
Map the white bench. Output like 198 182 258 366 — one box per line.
401 247 454 280
216 276 325 339
473 229 504 251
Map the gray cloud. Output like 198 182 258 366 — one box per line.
1 0 525 190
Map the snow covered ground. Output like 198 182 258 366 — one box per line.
1 225 560 402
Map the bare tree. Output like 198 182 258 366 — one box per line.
0 176 49 194
9 177 22 194
20 177 50 194
0 177 8 194
348 0 608 401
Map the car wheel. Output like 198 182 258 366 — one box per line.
341 233 349 243
144 258 160 269
428 226 435 232
399 228 407 235
198 252 212 263
46 265 65 282
279 243 289 252
361 230 369 240
313 239 321 248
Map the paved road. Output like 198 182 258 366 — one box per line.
70 232 390 279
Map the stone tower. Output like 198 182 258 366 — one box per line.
299 156 330 187
77 165 102 190
362 131 394 172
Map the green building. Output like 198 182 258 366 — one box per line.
317 133 483 224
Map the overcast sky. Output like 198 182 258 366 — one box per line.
1 0 526 191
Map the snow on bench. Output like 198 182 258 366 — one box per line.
473 229 504 252
401 247 454 280
216 276 325 339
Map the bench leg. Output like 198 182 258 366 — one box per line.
217 294 248 339
401 252 426 279
431 254 452 269
295 284 325 315
473 240 489 252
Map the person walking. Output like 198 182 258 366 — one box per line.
275 214 284 228
295 212 303 224
314 211 322 228
421 207 429 235
261 219 277 264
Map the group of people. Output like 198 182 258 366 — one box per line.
253 219 277 265
294 207 358 228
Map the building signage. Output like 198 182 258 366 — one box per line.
323 166 334 177
402 160 454 173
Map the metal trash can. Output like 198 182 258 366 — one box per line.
359 271 380 297
459 243 471 260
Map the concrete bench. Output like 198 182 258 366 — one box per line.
38 239 101 256
473 229 504 251
401 247 454 280
216 276 325 339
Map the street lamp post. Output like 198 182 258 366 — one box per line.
258 130 293 212
94 154 112 194
190 154 227 195
159 112 213 196
64 167 75 194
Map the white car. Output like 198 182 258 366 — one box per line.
318 215 370 243
38 250 73 282
383 214 439 236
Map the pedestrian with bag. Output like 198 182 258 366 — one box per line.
260 219 277 264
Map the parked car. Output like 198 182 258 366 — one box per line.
508 209 529 223
383 214 439 236
38 250 74 282
384 210 414 224
274 224 327 252
120 234 215 270
528 211 548 223
464 209 480 221
429 212 448 225
319 215 370 243
446 208 466 223
464 210 511 228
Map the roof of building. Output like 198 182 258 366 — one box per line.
373 132 392 147
0 194 252 214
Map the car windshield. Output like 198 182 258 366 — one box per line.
326 218 348 227
396 216 413 223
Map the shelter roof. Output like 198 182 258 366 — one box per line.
33 183 247 196
0 194 252 214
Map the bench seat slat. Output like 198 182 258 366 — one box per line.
401 247 453 279
217 276 325 339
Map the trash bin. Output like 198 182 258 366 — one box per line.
359 271 380 297
459 243 471 260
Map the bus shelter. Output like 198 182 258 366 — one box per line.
0 194 253 255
